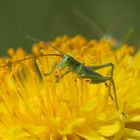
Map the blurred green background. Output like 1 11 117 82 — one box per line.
0 0 140 56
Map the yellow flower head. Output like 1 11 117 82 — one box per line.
0 35 140 140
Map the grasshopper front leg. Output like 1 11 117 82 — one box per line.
44 63 58 76
55 70 70 83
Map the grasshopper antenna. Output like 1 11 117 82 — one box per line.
106 11 132 36
0 53 61 69
74 8 104 37
26 35 64 57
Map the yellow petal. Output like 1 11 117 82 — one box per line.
98 121 120 137
124 128 140 139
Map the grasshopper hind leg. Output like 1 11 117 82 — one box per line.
88 62 115 101
105 82 114 101
88 63 121 112
110 78 119 111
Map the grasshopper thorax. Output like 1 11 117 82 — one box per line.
59 54 72 68
58 54 80 70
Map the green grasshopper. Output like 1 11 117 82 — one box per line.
27 37 119 112
0 37 119 112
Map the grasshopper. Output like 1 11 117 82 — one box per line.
0 37 119 112
27 37 119 112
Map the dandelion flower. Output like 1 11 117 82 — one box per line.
0 35 140 139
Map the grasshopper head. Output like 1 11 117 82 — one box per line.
59 54 73 68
